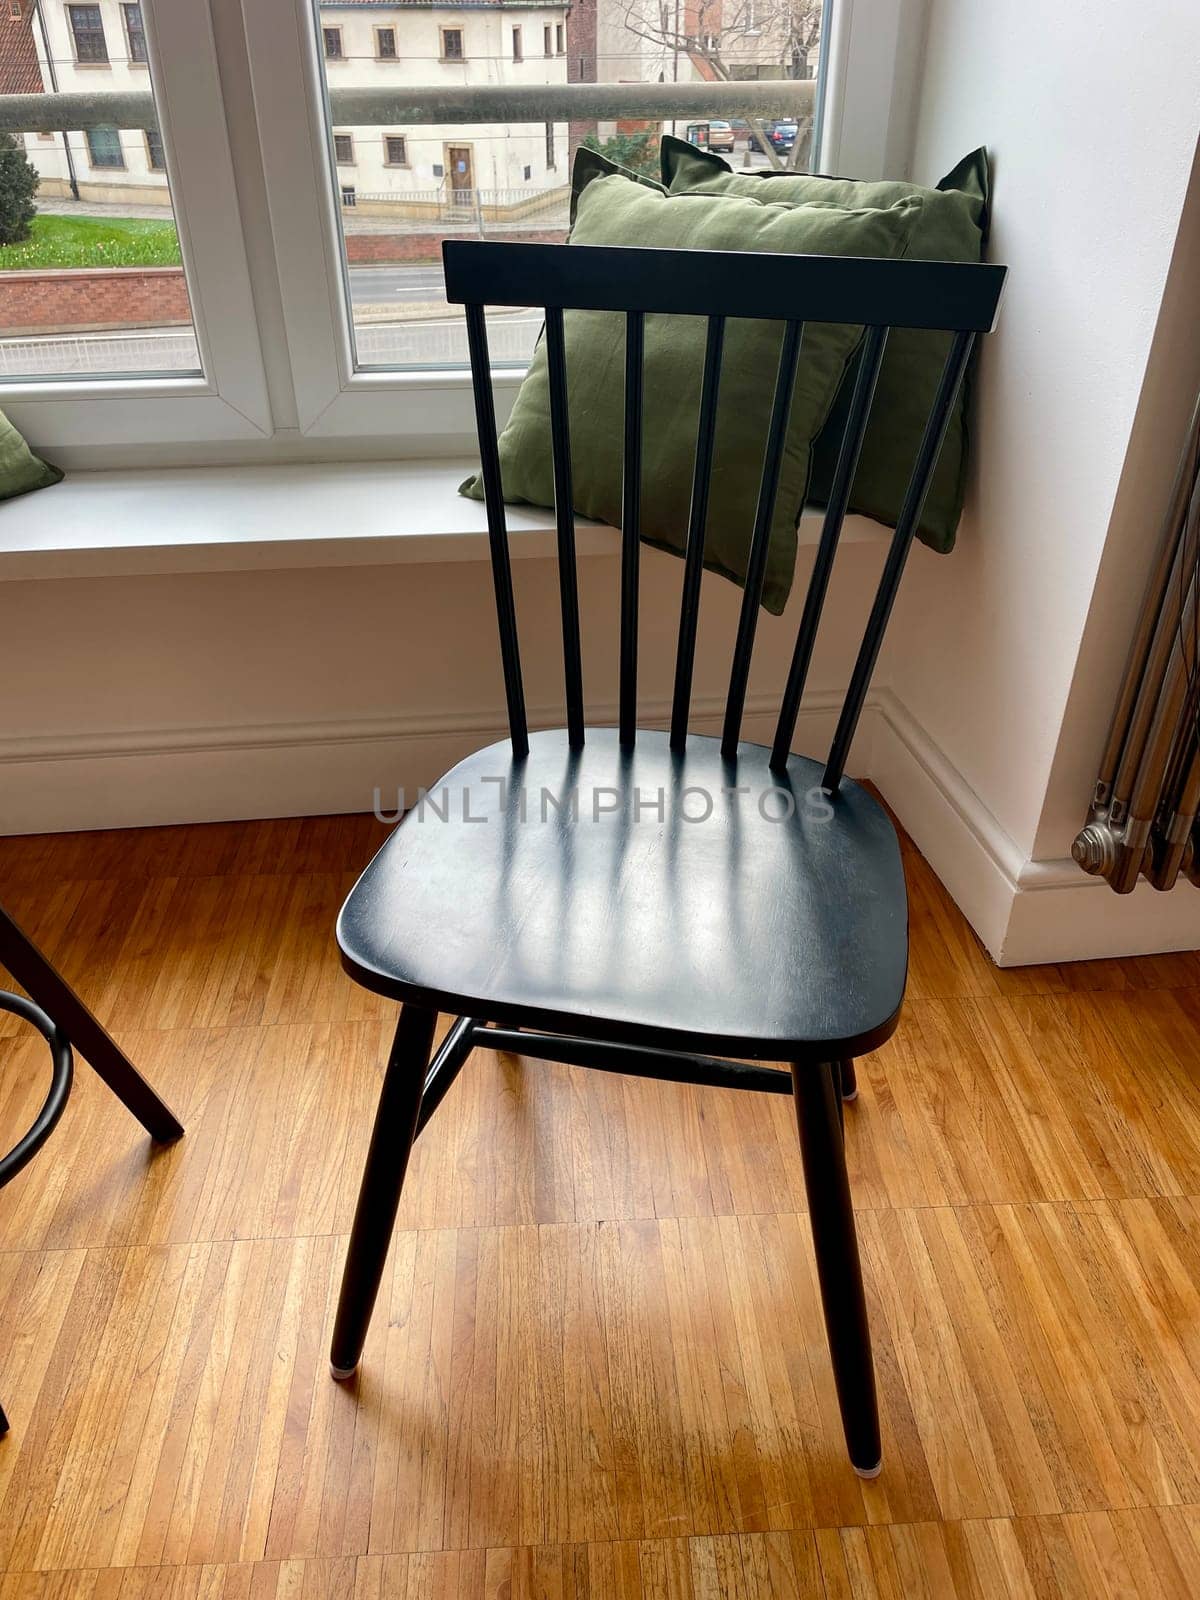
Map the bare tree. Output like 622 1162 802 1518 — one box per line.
616 0 821 168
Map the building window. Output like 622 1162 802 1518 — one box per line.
440 26 463 61
85 124 124 168
322 26 343 60
145 128 165 169
67 4 108 63
543 24 551 54
556 23 564 52
333 132 354 164
341 185 356 207
9 0 23 18
512 25 522 62
375 26 396 59
122 1 147 63
545 121 556 169
384 134 408 166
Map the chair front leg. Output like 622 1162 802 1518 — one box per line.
839 1057 858 1101
791 1060 881 1476
330 1002 436 1379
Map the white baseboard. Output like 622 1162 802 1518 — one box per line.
7 686 1198 967
0 691 874 837
872 689 1200 966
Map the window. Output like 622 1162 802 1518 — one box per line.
512 25 522 62
9 0 23 18
122 1 147 63
1 0 911 458
85 124 125 168
67 3 108 63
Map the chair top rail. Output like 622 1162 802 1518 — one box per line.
443 241 1007 333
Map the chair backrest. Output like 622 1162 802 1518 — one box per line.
443 239 1006 791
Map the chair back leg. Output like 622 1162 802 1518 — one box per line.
791 1060 881 1475
330 1003 437 1379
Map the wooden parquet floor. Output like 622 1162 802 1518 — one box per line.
2 814 1200 1597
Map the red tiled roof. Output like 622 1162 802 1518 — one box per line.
0 1 44 97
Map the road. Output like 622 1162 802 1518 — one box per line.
347 264 449 303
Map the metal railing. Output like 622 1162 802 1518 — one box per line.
0 78 814 134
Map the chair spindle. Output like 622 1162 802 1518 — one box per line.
823 328 977 792
544 306 586 748
620 311 645 748
721 318 805 761
464 302 529 758
771 325 891 770
670 315 727 751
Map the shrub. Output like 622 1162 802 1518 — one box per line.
0 132 39 246
580 130 661 180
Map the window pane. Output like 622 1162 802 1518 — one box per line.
309 0 826 373
0 0 200 379
68 4 107 64
122 2 147 65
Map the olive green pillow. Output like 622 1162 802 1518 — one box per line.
660 137 990 553
462 151 919 613
0 408 62 501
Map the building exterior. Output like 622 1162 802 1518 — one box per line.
321 0 570 215
13 0 571 214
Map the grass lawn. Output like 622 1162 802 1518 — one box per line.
0 213 181 270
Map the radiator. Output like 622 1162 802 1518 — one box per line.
1074 393 1200 892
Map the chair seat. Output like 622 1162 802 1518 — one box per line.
337 728 908 1061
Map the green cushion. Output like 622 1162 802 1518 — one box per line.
0 408 62 502
462 149 919 614
660 137 991 553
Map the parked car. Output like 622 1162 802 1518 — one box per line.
706 119 736 154
749 120 800 155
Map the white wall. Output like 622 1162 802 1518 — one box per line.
0 539 890 835
879 0 1200 960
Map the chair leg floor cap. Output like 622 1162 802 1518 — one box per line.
842 1087 859 1102
330 1361 358 1381
853 1459 882 1478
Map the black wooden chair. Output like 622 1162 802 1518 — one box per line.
330 240 1006 1476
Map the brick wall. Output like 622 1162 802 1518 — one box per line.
1 267 191 337
344 227 565 263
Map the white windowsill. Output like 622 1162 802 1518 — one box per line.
0 459 888 582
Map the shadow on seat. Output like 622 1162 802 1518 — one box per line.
328 236 1007 1479
339 728 907 1060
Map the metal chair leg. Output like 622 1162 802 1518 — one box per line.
0 1398 8 1437
791 1059 881 1476
330 1003 436 1380
839 1057 858 1101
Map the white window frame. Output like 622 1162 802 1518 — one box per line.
2 0 273 456
1 0 921 464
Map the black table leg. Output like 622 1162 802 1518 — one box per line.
0 905 183 1143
